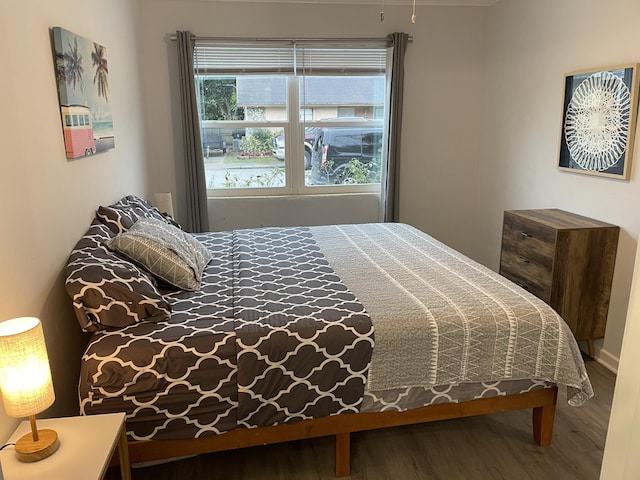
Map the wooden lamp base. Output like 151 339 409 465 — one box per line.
15 428 59 463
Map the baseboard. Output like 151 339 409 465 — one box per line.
594 347 619 374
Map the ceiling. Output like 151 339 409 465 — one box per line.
182 0 500 5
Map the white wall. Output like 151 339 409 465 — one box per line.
209 195 381 231
481 0 640 369
601 242 640 478
137 0 487 233
0 0 149 440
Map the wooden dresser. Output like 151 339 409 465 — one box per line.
499 209 619 357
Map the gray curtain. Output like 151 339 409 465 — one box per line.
382 32 409 223
176 30 209 233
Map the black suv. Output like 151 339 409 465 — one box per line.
309 126 383 184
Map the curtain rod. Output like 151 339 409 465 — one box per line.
169 34 413 43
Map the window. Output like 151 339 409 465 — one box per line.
193 39 389 196
337 107 356 118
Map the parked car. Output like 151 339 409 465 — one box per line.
309 126 383 184
273 127 317 169
272 134 285 160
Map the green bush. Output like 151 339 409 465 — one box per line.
222 168 285 188
242 129 274 156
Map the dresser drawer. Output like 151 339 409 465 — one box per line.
501 212 556 264
500 212 556 302
500 250 552 302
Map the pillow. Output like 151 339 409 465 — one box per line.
65 221 171 332
106 218 213 291
97 194 180 234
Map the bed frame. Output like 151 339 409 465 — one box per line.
111 386 558 477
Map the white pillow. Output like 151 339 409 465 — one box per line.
106 218 212 291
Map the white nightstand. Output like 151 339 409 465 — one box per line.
0 412 131 480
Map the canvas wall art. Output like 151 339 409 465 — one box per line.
51 26 114 159
558 64 639 179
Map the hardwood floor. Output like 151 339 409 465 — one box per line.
107 359 614 480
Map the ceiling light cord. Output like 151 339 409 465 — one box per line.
380 0 416 24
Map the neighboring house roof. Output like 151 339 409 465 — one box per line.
236 76 385 107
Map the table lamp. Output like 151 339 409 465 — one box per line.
0 317 58 462
153 192 174 218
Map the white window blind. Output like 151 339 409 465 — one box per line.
194 39 387 75
194 42 294 74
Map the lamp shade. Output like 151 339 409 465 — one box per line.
0 317 55 418
153 192 174 218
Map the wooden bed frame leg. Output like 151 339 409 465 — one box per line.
335 432 350 477
532 389 557 446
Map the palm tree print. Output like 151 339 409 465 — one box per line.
91 43 109 102
51 27 116 157
55 52 66 84
64 37 83 93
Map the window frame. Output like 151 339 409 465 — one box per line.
194 40 389 198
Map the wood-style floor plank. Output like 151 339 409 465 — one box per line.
107 359 613 480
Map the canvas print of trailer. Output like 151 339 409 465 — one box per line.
51 26 115 159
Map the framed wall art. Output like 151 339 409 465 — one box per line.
51 26 115 159
558 64 639 179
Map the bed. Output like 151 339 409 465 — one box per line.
65 196 592 477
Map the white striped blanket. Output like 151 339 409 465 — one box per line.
312 223 592 407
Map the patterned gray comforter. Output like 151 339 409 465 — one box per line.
233 227 374 427
79 223 592 441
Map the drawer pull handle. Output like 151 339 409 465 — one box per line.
517 256 530 264
515 281 528 290
520 231 532 239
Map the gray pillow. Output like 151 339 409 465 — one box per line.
106 218 213 291
65 221 172 332
97 195 180 234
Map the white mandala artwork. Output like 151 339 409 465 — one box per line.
564 71 631 172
